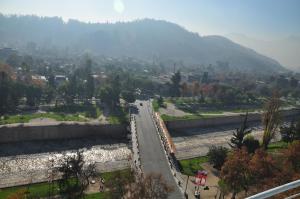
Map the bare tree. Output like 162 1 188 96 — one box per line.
123 173 174 199
262 91 281 150
58 150 97 199
105 169 134 199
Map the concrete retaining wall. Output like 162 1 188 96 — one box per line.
166 109 300 130
0 123 127 143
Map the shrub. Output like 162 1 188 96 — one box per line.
243 135 260 153
280 120 297 143
207 146 228 170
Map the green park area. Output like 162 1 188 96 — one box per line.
179 156 209 176
0 104 129 125
0 112 87 125
160 113 217 121
152 98 261 121
0 169 132 199
153 96 298 122
267 140 289 152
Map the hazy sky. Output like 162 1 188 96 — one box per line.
1 0 299 39
1 0 300 69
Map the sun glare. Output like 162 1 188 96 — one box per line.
113 0 125 14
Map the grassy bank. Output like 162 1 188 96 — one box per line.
86 192 107 199
0 104 106 125
0 181 59 199
0 169 132 199
161 113 219 121
267 141 289 152
107 106 128 124
179 156 208 176
0 113 87 125
152 99 160 112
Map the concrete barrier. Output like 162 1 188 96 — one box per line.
165 109 300 130
0 123 127 143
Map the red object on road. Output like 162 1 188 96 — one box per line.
194 170 207 186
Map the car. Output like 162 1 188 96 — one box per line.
140 103 143 106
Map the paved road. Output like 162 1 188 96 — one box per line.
134 100 183 199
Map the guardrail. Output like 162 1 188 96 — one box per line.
129 114 143 178
246 179 300 199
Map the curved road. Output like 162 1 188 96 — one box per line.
133 100 183 199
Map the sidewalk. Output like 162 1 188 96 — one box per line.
173 163 221 199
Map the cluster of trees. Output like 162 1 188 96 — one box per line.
220 142 300 199
57 59 95 105
205 92 300 198
272 75 300 98
57 151 97 199
0 63 43 114
0 58 142 115
208 137 300 198
166 69 300 111
2 50 299 117
256 74 300 99
207 113 260 171
168 70 260 106
55 61 141 110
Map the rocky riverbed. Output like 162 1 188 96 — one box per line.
172 124 282 160
0 138 131 188
0 123 285 188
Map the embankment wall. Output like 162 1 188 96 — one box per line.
0 123 127 143
166 109 300 130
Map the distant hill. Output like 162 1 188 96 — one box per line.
226 33 300 72
0 14 285 73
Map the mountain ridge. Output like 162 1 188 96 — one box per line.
0 14 285 73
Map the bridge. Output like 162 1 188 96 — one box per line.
130 100 184 199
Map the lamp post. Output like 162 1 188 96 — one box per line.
184 175 190 198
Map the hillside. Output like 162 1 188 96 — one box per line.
0 15 285 73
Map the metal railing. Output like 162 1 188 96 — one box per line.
129 114 143 178
246 179 300 199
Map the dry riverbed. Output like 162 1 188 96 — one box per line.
172 124 282 160
0 138 131 188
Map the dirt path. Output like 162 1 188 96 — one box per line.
29 118 57 124
159 102 192 117
200 163 221 199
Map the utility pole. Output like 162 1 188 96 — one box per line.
184 175 190 198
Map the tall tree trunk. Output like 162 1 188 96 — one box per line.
231 191 237 199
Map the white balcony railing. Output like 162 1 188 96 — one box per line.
246 179 300 199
